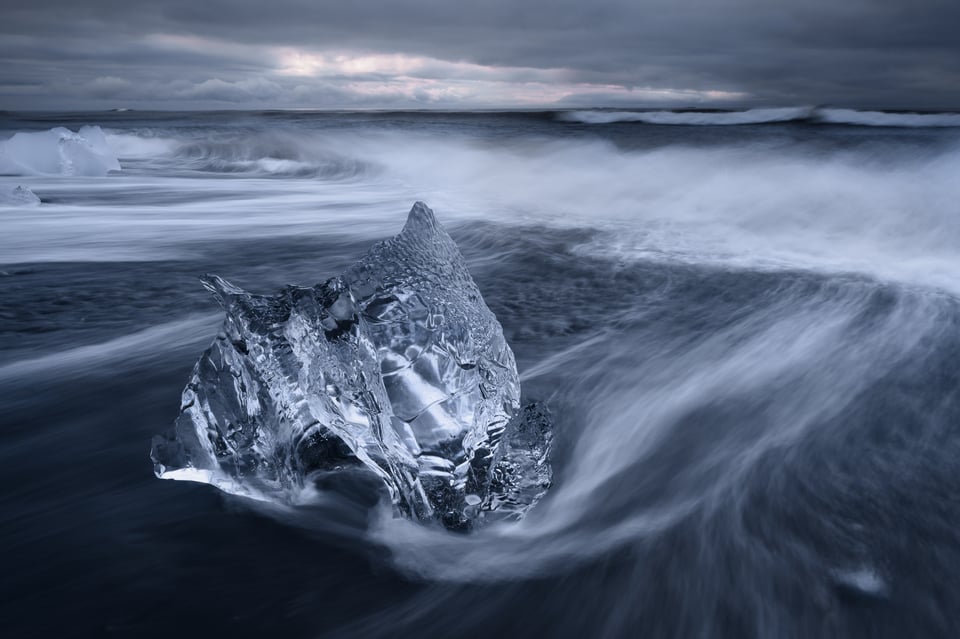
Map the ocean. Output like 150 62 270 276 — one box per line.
3 108 960 637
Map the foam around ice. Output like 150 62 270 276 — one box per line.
151 202 552 528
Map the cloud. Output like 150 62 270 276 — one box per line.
172 77 283 101
1 0 958 109
87 76 133 98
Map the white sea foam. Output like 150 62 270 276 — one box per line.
103 131 178 158
818 108 960 127
0 314 219 383
333 132 960 294
562 106 960 127
4 125 960 296
560 107 814 125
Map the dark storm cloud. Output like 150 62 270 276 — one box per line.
2 0 959 109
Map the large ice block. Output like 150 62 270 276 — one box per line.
0 126 120 176
151 202 551 528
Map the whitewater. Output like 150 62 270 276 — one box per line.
3 108 960 638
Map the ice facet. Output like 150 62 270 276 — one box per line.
151 202 552 527
483 403 554 519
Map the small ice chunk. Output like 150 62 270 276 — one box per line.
0 185 41 207
0 126 121 176
832 565 888 597
151 202 553 529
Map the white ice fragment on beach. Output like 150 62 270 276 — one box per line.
831 565 888 596
151 202 552 529
0 126 121 176
0 185 41 207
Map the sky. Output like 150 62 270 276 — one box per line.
2 0 959 110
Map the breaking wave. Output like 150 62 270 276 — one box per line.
101 128 375 178
817 108 960 127
170 133 373 178
561 106 960 127
6 124 960 296
560 106 814 125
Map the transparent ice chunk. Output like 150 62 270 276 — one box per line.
151 202 552 528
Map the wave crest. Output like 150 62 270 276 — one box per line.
561 106 960 127
170 132 373 178
560 107 815 125
818 108 960 127
97 128 374 178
